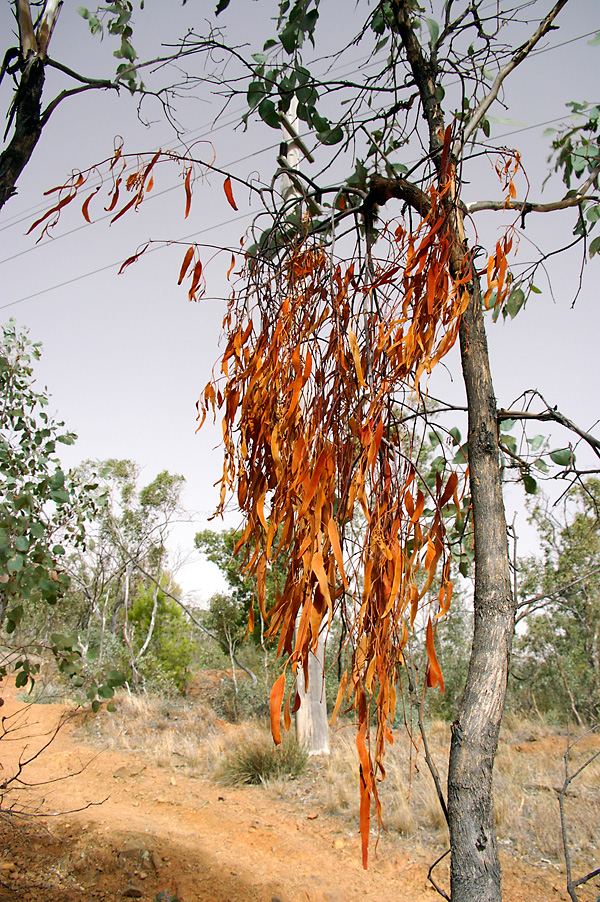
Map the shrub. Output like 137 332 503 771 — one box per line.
217 727 308 785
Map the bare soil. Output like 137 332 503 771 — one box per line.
0 681 593 902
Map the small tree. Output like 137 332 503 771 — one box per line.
0 319 100 687
512 480 600 723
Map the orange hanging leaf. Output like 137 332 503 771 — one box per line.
118 242 149 274
223 176 238 211
425 618 445 693
188 259 204 301
184 168 192 218
178 246 195 285
82 187 101 223
227 253 236 280
348 329 366 388
269 673 286 745
439 471 458 509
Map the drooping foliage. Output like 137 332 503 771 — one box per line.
197 149 474 857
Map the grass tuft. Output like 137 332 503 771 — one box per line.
216 727 308 785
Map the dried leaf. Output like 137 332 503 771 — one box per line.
184 168 192 219
118 242 149 274
223 176 238 211
269 673 286 745
178 246 195 285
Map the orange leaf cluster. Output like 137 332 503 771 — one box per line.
198 186 469 865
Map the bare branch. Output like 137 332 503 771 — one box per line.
498 405 600 458
467 192 597 215
460 0 569 149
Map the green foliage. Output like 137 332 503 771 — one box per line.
0 321 102 680
209 675 271 723
77 1 140 91
130 582 197 692
217 727 307 785
510 480 600 723
547 100 600 257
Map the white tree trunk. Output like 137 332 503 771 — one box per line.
295 626 330 756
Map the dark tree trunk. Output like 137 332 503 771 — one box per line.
447 276 515 902
0 55 45 211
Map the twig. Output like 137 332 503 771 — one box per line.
557 725 600 902
459 0 569 148
427 848 451 901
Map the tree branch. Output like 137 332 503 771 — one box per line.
460 0 569 148
467 192 597 215
498 406 600 458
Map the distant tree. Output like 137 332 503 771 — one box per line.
0 319 100 688
512 480 600 724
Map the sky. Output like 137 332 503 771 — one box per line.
1 0 599 603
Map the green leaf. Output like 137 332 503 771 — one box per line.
527 434 544 452
589 235 600 258
530 284 542 294
499 419 516 432
15 671 29 689
258 98 280 129
392 162 408 174
425 17 439 46
522 473 538 494
98 684 115 699
91 699 101 713
247 80 266 109
506 287 525 319
588 32 600 46
106 703 117 713
7 554 24 573
318 125 344 145
550 448 573 466
252 53 268 65
76 6 90 18
453 444 468 465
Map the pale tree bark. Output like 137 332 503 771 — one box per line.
295 628 330 756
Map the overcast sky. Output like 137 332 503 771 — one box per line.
1 0 599 601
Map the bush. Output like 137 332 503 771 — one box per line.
217 727 308 785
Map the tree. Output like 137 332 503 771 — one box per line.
31 2 600 900
62 460 192 690
0 319 100 685
512 480 600 724
197 527 330 752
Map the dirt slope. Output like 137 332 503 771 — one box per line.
0 683 579 902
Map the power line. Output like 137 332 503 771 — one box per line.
0 210 255 311
1 25 594 295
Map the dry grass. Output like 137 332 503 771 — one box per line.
78 688 599 877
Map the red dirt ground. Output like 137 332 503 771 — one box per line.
0 681 586 902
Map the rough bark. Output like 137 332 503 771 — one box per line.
389 3 517 898
0 55 46 211
448 275 515 902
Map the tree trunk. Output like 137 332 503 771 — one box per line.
447 276 515 902
295 628 330 756
0 56 45 211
